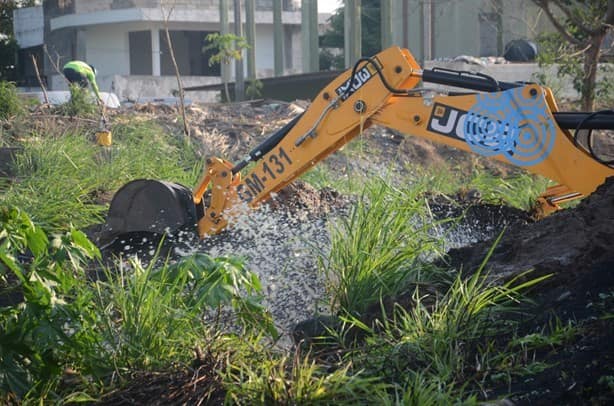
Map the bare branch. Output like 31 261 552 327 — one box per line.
551 0 599 35
161 1 190 137
30 54 49 105
43 44 70 85
606 0 614 26
531 0 584 46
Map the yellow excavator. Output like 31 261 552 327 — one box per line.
100 46 614 243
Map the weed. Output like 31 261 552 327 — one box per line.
246 78 263 100
2 120 201 231
0 81 24 120
335 235 550 401
0 206 100 399
319 178 447 315
598 375 614 391
1 207 275 401
510 318 578 351
56 84 99 117
92 252 275 375
467 172 551 211
224 348 389 405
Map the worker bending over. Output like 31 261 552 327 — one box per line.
62 60 102 104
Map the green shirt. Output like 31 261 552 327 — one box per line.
63 60 101 101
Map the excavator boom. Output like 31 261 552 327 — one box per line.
102 46 614 243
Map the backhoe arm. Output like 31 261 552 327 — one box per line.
372 85 614 215
193 47 422 238
192 46 614 238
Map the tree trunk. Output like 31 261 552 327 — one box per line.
581 33 604 112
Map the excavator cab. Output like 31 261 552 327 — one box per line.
100 46 614 246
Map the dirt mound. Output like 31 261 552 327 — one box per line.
442 177 614 404
266 180 351 217
98 358 226 405
446 177 614 285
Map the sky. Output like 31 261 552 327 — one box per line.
318 0 342 14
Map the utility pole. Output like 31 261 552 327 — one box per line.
381 0 393 49
344 0 361 68
422 0 433 62
233 0 245 101
273 0 284 75
309 0 319 72
220 0 230 89
245 0 256 81
301 0 318 73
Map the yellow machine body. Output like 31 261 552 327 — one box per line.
104 46 614 241
190 46 613 238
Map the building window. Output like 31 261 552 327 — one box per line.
129 31 153 75
160 30 221 77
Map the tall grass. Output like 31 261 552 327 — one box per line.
224 345 390 405
91 252 275 376
0 207 274 401
319 178 448 315
2 120 202 231
336 263 550 402
0 81 25 120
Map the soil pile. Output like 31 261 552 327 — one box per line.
443 176 614 404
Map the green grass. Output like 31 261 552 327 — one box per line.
0 207 273 401
224 348 390 405
1 110 565 404
406 164 552 212
334 248 551 402
0 81 25 120
2 119 202 231
319 178 449 315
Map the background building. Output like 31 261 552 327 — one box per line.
12 0 566 102
14 0 322 101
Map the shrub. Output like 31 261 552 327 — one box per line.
57 84 98 117
0 81 24 120
319 179 447 315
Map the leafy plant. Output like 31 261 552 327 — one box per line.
246 78 263 100
0 206 278 401
203 33 251 102
56 84 98 117
319 179 447 315
0 206 101 399
92 252 276 375
0 81 24 120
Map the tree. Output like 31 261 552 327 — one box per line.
203 33 250 102
319 0 381 70
0 1 37 82
532 0 614 111
0 1 20 81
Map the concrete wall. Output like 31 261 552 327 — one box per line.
49 73 223 103
422 61 613 100
13 6 44 48
390 0 550 61
72 0 299 15
86 24 131 75
75 0 217 14
433 0 481 58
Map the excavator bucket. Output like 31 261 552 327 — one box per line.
100 179 197 244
